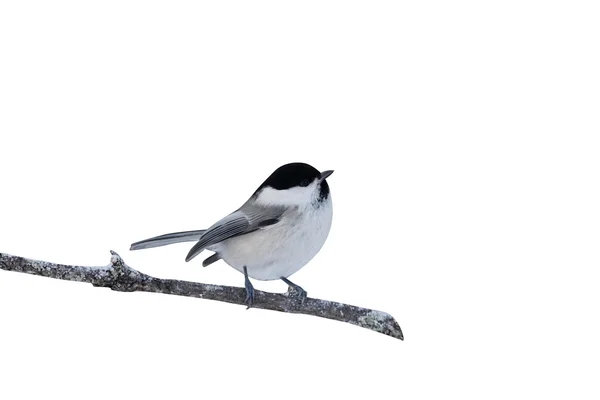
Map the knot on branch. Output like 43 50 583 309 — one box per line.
110 250 125 271
107 250 143 292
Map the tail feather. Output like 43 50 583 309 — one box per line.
130 230 206 251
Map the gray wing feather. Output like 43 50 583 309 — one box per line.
185 203 284 262
202 253 221 267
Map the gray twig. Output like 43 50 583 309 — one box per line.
0 251 403 340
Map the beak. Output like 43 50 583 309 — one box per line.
319 170 334 181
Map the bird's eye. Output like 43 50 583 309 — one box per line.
300 179 310 187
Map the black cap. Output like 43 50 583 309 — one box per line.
254 162 331 200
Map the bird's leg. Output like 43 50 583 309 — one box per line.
243 266 255 309
281 277 307 303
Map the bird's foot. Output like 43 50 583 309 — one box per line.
286 285 307 304
281 277 307 304
244 266 255 309
244 281 255 309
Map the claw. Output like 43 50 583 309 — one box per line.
287 285 307 304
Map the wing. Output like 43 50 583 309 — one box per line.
185 203 285 262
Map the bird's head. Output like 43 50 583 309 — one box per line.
253 162 334 207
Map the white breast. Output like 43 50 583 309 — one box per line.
213 199 333 281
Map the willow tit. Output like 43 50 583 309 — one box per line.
130 162 334 307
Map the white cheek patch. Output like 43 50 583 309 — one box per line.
255 181 319 206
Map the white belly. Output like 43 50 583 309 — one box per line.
212 200 333 281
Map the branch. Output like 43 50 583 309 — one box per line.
0 251 403 340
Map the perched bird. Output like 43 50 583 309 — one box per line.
130 162 334 307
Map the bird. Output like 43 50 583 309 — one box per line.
129 162 334 307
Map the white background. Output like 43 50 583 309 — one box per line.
1 1 598 398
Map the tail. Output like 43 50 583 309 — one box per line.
130 230 206 251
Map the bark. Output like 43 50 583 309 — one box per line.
0 251 403 340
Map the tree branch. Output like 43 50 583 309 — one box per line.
0 251 403 340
